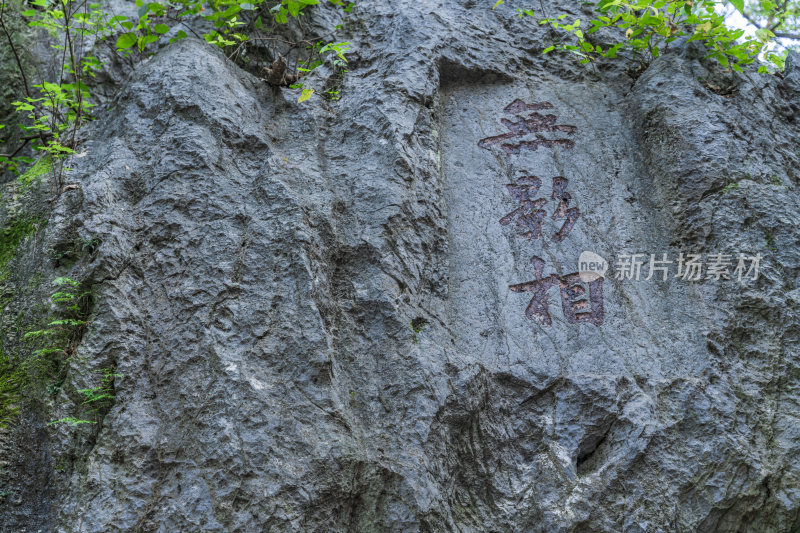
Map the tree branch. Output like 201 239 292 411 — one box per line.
736 6 798 40
0 2 31 98
768 0 790 31
0 137 30 160
0 132 54 159
739 9 764 30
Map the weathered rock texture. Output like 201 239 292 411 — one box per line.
2 1 800 531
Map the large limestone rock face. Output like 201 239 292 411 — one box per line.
2 1 800 531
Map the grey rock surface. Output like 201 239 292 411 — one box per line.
1 1 800 531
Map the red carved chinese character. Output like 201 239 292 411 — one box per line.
509 256 604 327
557 273 604 326
500 176 580 242
478 99 577 156
551 176 580 242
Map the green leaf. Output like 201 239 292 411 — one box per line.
492 0 504 8
116 32 137 49
597 0 622 10
287 0 300 17
218 5 242 19
298 88 314 103
542 45 555 54
138 34 158 52
41 81 61 93
730 0 744 14
755 28 774 43
153 23 170 34
48 417 96 426
768 52 785 68
21 9 37 16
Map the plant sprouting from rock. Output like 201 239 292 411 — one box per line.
497 0 797 72
0 0 353 177
23 276 89 366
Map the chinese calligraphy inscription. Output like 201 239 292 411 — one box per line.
509 257 605 327
499 176 580 243
478 99 577 156
480 99 603 327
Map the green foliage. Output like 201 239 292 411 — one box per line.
738 0 799 60
106 0 345 57
0 272 92 429
77 368 119 409
410 317 428 333
0 261 116 431
410 317 428 344
0 215 40 274
291 40 350 100
16 155 51 188
0 275 93 429
0 0 353 176
328 0 354 11
48 367 119 427
512 0 793 72
320 40 351 66
0 352 23 428
22 277 89 368
0 0 109 176
47 416 94 426
298 87 315 102
77 235 100 253
722 181 740 193
0 202 45 429
765 229 777 249
47 234 102 267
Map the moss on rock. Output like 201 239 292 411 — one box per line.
0 352 22 429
